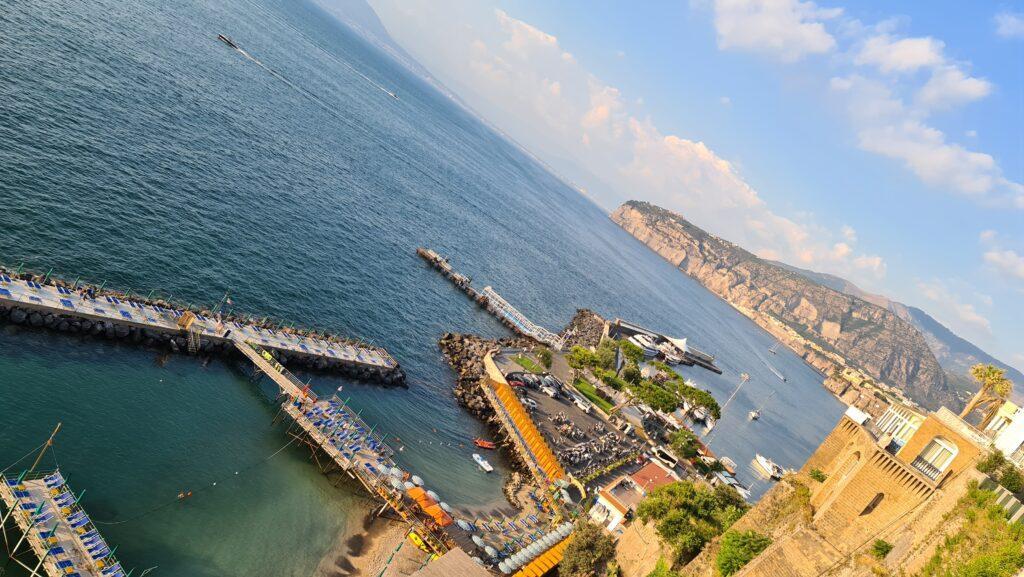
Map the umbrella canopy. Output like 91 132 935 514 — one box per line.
471 535 486 548
403 481 416 490
411 475 424 486
455 519 472 531
426 490 440 501
484 545 498 558
439 502 453 513
389 478 404 491
389 467 403 478
498 561 511 574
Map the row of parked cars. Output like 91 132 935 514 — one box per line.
507 371 595 414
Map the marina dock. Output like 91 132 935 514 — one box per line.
417 249 565 350
0 271 404 384
1 470 125 577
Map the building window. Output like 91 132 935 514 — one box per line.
860 492 884 515
911 437 958 480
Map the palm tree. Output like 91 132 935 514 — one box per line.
959 364 1013 428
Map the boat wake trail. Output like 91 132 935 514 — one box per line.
223 38 346 121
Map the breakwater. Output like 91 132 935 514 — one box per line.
417 248 565 349
0 267 405 385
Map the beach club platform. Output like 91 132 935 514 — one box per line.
0 273 401 380
0 470 124 577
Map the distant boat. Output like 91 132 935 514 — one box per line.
768 342 780 355
748 409 761 421
217 34 239 50
754 453 784 480
473 438 496 450
473 453 493 472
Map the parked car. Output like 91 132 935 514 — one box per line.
540 384 558 397
521 397 538 411
572 395 593 414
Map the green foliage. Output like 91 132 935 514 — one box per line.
809 468 828 482
598 370 629 391
622 364 642 384
977 451 1008 475
537 347 553 369
628 379 680 413
998 466 1024 494
716 530 772 576
668 428 701 460
919 481 1024 577
620 339 645 364
574 378 614 413
977 450 1024 494
595 340 619 371
646 557 679 577
636 481 750 563
513 354 542 373
870 539 893 559
566 345 598 370
560 521 616 577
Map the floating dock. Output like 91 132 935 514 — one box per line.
1 470 125 577
417 249 565 350
0 271 404 384
609 318 722 374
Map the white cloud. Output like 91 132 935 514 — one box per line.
855 35 944 73
916 66 992 110
918 279 993 336
984 249 1024 281
713 0 842 62
719 96 732 106
979 229 997 243
995 12 1024 38
841 225 857 242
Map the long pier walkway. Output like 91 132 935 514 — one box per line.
417 248 565 350
0 272 403 382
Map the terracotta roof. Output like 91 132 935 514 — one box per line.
630 461 675 492
598 488 630 515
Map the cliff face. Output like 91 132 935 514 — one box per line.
611 201 955 409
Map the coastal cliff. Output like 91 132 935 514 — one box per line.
610 201 955 410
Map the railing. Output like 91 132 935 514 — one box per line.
910 456 942 481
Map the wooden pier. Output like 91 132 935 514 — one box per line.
0 271 405 384
1 470 125 577
417 249 565 350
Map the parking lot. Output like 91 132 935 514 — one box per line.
494 350 643 482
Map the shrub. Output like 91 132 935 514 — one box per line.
622 364 642 384
537 347 552 369
998 466 1024 494
977 451 1008 475
716 530 772 576
620 339 645 364
809 468 828 482
668 428 701 460
870 539 893 559
646 557 678 577
560 521 616 577
637 481 750 563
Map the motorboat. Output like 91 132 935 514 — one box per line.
627 334 658 358
754 453 784 480
473 438 497 450
472 453 494 472
748 409 761 421
217 34 239 49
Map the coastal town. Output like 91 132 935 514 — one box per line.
3 245 1021 577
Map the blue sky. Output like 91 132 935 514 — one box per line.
363 0 1023 367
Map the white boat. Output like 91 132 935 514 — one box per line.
628 334 658 358
754 453 784 480
748 409 761 421
769 342 780 355
472 453 493 472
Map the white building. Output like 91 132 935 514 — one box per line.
986 402 1024 467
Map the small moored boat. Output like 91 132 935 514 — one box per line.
472 453 493 472
754 453 784 480
474 438 497 450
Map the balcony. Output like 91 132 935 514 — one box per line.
910 456 942 480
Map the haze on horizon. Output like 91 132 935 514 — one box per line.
333 0 1024 370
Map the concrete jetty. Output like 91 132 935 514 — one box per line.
1 470 125 577
417 249 565 350
0 270 405 385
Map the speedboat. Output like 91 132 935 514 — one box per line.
217 34 239 49
473 438 497 450
754 453 784 480
748 409 761 421
472 453 493 472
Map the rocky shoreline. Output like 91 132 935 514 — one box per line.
559 308 606 350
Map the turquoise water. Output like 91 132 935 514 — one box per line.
0 0 844 575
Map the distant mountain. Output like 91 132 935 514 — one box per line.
775 262 1024 404
612 201 958 410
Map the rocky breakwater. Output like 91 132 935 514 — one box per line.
611 200 955 410
560 308 607 350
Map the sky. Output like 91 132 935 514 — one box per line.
362 0 1024 368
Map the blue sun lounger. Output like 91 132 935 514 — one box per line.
0 274 11 282
56 559 74 570
94 307 106 315
120 310 132 320
60 298 74 308
0 288 11 297
29 295 42 303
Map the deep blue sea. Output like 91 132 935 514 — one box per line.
0 0 844 575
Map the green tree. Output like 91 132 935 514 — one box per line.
977 451 1008 475
622 364 642 384
566 346 598 370
668 428 701 460
646 557 678 577
537 347 553 369
870 539 893 559
636 481 750 563
620 340 645 364
560 521 616 577
809 468 828 482
960 364 1013 428
998 466 1024 494
716 530 772 576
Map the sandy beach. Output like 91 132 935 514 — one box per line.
313 504 430 577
